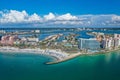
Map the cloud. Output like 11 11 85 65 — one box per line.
44 12 55 20
28 13 41 22
0 10 120 28
0 10 41 24
56 13 78 20
112 15 120 21
0 10 28 23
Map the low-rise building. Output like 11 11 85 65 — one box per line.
27 37 39 42
0 35 19 46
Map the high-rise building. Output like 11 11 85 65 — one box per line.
0 36 2 41
113 34 119 48
114 34 118 38
78 38 100 51
118 37 120 46
117 34 120 46
100 40 106 49
105 38 113 49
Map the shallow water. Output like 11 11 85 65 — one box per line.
0 51 120 80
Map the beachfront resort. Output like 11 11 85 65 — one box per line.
0 28 120 64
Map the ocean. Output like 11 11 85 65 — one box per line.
0 28 120 80
0 51 120 80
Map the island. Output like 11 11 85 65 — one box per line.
0 28 120 64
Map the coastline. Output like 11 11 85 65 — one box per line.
46 48 120 65
0 46 83 64
0 46 72 63
0 46 120 65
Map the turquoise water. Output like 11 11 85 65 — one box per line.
0 51 120 80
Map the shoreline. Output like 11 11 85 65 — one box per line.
0 46 71 63
0 46 120 65
0 46 83 64
46 49 120 65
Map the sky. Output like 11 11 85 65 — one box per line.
0 0 120 28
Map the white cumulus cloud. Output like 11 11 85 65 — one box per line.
0 10 120 28
112 15 120 21
57 13 78 20
44 12 55 20
0 10 28 23
0 10 41 24
28 13 41 22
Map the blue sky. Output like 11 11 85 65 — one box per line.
0 0 120 28
0 0 120 15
